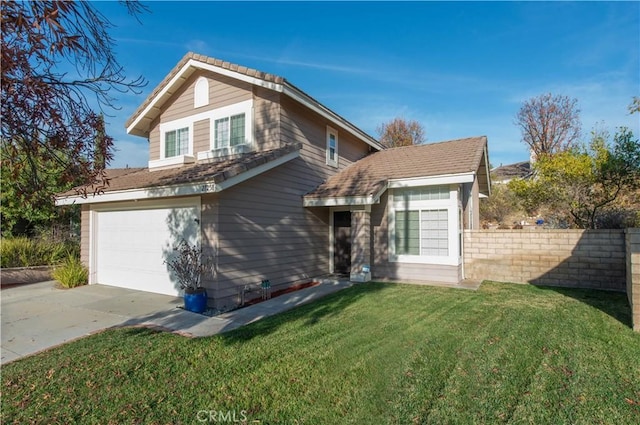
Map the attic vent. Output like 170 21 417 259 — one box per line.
194 77 209 108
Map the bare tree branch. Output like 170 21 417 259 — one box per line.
515 93 581 159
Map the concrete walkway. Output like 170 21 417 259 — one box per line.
1 279 353 365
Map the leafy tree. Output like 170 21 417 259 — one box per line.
0 142 80 236
509 127 640 229
630 96 640 114
0 0 147 208
515 93 581 159
376 118 426 148
479 182 523 225
1 0 148 235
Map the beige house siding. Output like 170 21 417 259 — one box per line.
280 96 371 180
161 71 252 123
210 158 330 309
80 204 90 266
200 192 219 296
147 71 253 161
149 118 160 161
193 119 210 154
253 87 281 151
370 191 462 283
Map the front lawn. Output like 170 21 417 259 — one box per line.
2 282 639 424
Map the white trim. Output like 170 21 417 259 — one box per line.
89 210 97 284
387 185 461 266
215 150 299 191
388 172 475 188
197 144 250 161
90 197 202 212
160 123 193 160
303 194 381 207
304 181 388 207
127 58 383 151
148 154 195 169
150 99 253 168
483 145 492 196
191 59 284 91
209 100 253 152
55 150 300 206
89 197 202 288
283 84 382 151
127 59 282 135
194 76 209 108
326 125 338 168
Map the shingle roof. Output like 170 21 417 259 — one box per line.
304 136 488 200
57 144 301 199
491 161 532 181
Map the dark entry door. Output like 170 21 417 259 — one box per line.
333 211 351 274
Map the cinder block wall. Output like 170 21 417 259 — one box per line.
464 229 626 291
626 229 640 332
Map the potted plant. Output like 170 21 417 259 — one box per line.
164 239 210 313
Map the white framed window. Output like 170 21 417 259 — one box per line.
395 209 449 256
194 77 209 108
389 185 460 265
165 127 189 158
148 117 196 169
326 126 338 167
197 100 253 160
214 113 246 149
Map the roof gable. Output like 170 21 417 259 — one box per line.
304 136 491 205
126 52 382 150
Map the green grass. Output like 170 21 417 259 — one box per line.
2 282 639 424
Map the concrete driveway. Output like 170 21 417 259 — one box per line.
2 278 356 365
1 281 183 364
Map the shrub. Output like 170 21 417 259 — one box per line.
0 236 79 268
52 256 88 288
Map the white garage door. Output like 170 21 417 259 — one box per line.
94 200 200 296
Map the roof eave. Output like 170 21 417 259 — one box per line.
126 58 284 137
56 149 300 206
282 83 383 151
126 55 384 152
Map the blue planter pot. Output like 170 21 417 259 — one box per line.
184 288 208 313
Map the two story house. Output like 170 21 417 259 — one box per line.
57 52 490 309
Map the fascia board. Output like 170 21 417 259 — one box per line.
56 150 300 206
388 172 476 188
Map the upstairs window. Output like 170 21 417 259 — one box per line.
214 113 246 149
194 77 209 108
165 127 189 158
326 126 338 167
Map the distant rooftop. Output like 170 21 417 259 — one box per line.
491 161 531 182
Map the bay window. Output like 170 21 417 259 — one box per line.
389 185 460 264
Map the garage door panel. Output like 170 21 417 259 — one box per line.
95 203 200 296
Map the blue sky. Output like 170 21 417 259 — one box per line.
95 1 640 169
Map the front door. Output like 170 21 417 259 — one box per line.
333 211 351 275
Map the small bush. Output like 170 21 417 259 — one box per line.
0 237 79 268
52 256 88 288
